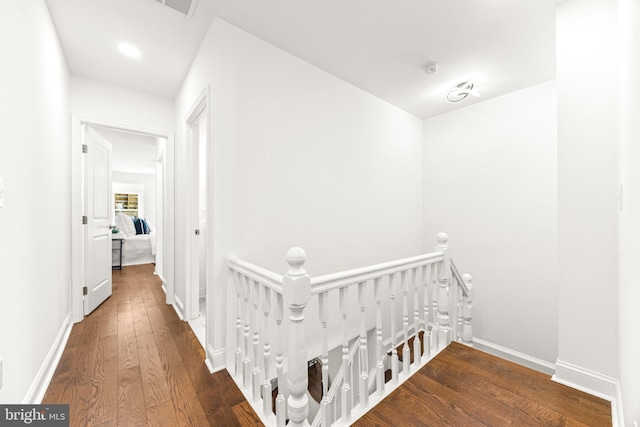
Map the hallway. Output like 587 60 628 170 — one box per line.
42 264 261 426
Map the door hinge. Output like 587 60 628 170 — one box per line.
82 144 88 153
82 215 88 225
83 286 88 296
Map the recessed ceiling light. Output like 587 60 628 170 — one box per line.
118 42 141 59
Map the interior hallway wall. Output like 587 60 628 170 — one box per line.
175 18 424 369
618 0 640 423
423 80 558 365
0 0 70 403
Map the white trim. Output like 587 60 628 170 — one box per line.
472 337 556 375
206 345 225 374
553 359 622 426
173 294 185 320
23 313 73 404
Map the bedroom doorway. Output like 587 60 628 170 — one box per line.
70 115 173 323
185 88 209 351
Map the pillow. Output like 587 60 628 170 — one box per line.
134 217 143 235
140 218 150 234
117 213 136 237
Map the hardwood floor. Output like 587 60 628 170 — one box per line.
356 342 612 427
42 264 262 427
44 264 612 426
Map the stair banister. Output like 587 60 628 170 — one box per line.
283 247 312 427
226 232 475 427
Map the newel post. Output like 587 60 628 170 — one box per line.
462 274 474 346
283 248 311 427
435 232 451 349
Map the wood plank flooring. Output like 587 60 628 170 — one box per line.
42 264 262 427
356 342 612 427
44 264 612 426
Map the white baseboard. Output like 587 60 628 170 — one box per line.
553 359 622 426
206 345 226 374
23 312 73 404
473 338 556 376
173 294 184 320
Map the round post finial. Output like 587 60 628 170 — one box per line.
286 247 307 270
436 232 449 244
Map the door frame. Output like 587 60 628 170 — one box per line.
183 86 210 324
70 115 174 323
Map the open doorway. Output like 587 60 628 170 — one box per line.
71 116 173 323
185 89 209 350
92 125 163 274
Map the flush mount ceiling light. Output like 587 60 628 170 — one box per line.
118 42 141 59
446 81 479 103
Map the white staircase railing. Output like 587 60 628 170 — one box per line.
227 233 474 426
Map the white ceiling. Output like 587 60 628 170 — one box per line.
45 0 557 119
92 126 158 175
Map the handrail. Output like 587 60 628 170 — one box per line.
310 338 360 427
228 257 283 292
310 252 444 295
450 259 469 297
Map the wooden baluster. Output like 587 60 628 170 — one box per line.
389 273 399 384
251 280 262 401
339 286 352 422
450 273 458 344
374 277 384 396
430 261 438 351
421 265 431 360
319 291 330 427
275 292 286 427
234 271 243 378
435 232 451 349
411 267 421 367
401 270 410 375
462 274 474 347
457 276 464 343
262 286 272 416
283 248 311 427
242 275 252 388
358 281 369 409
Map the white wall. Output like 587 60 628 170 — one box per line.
0 0 70 402
556 0 619 385
113 171 156 225
175 18 424 369
618 0 640 423
423 81 558 364
69 75 175 136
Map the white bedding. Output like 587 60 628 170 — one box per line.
112 230 156 266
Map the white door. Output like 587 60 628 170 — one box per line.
83 127 113 315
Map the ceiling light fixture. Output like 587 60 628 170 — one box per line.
446 81 479 103
422 62 439 75
118 42 141 59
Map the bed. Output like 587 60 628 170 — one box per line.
113 213 156 266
